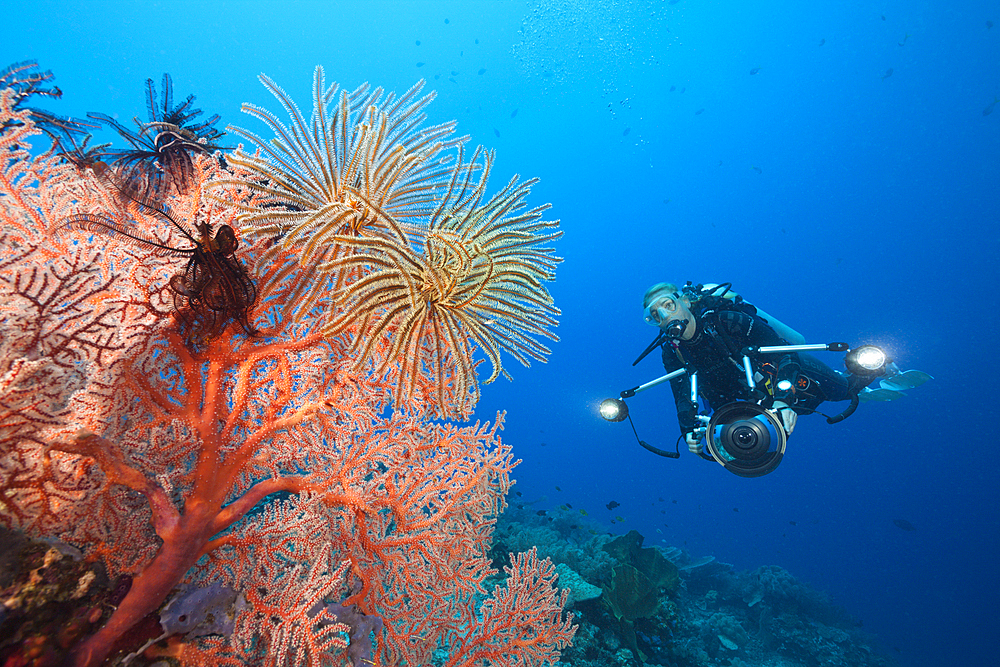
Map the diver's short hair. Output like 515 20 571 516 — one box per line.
642 282 680 309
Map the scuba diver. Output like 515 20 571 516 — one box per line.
600 282 932 476
644 281 866 453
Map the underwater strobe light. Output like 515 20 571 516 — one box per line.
844 345 889 376
599 398 629 422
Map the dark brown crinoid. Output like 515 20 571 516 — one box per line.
59 178 257 349
0 60 96 145
167 220 258 346
87 73 226 200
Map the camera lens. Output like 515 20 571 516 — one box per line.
733 425 757 447
719 418 770 458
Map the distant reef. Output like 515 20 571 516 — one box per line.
493 500 899 667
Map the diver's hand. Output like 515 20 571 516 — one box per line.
685 431 703 454
772 401 797 435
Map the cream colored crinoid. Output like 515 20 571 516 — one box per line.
322 146 562 417
211 66 466 321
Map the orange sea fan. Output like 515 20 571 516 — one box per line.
211 66 467 323
322 146 562 417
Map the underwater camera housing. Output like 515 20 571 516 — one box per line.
705 402 786 478
602 334 890 477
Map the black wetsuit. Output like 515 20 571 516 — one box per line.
662 305 851 435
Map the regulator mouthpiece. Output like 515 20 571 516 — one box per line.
664 318 688 339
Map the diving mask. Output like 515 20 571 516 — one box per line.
643 294 680 326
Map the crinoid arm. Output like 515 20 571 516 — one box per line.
0 60 97 144
55 214 195 257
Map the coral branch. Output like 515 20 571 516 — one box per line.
0 71 572 667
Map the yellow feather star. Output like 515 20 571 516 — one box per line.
211 69 561 416
323 147 562 415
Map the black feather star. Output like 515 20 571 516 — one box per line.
58 173 257 348
87 73 226 200
0 60 97 144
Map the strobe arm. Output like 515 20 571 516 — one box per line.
744 342 850 355
619 368 688 398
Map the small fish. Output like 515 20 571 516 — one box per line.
510 108 518 118
615 515 625 522
540 442 546 446
623 127 631 136
672 499 677 504
448 77 456 84
475 38 480 44
570 525 578 529
752 165 762 174
444 18 450 24
555 486 561 491
669 85 676 92
988 20 994 29
733 507 739 512
718 160 723 166
658 497 664 501
589 529 598 535
881 14 886 20
789 520 797 526
893 518 917 531
669 0 679 4
898 33 910 46
566 503 573 509
579 509 588 516
819 38 825 46
983 98 998 116
559 504 568 511
662 198 670 204
515 491 522 497
434 74 440 80
478 68 487 75
415 40 421 46
606 500 620 510
416 62 425 67
680 87 686 93
695 108 705 115
656 528 662 533
661 510 666 514
881 67 894 81
749 67 760 75
536 510 546 516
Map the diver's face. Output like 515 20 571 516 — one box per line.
644 294 695 337
646 295 694 329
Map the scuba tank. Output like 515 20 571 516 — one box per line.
693 283 805 345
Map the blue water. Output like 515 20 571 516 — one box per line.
8 1 998 665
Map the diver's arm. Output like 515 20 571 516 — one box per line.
662 347 697 434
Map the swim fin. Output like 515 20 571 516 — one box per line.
879 369 933 392
858 387 906 402
857 369 933 402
